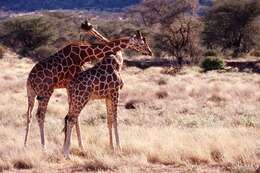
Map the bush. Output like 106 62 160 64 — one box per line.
129 0 203 66
203 0 260 54
203 50 217 57
0 45 5 59
0 16 54 56
13 159 33 170
155 91 168 99
250 50 260 57
32 46 57 61
201 57 225 71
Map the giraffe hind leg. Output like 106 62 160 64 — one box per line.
24 84 36 147
35 92 52 149
75 119 84 150
63 115 78 158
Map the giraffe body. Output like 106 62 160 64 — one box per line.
63 53 124 157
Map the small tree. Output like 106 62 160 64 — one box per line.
153 16 202 66
203 0 260 55
0 16 54 56
129 0 203 67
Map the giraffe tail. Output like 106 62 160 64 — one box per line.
62 115 69 133
24 80 36 147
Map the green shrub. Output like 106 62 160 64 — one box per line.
203 0 260 54
0 45 5 59
250 50 260 57
32 46 57 61
0 16 54 56
203 50 217 57
201 57 225 72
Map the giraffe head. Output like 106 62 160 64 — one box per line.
128 30 153 56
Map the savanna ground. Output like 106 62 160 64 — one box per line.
0 51 259 173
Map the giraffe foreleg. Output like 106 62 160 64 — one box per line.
106 96 121 151
113 108 120 150
111 93 121 150
107 116 113 150
36 95 51 150
63 115 77 158
24 94 36 147
106 99 114 150
75 118 84 150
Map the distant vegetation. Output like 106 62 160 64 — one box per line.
129 0 203 67
203 0 260 56
199 0 212 6
0 17 54 56
0 0 259 66
201 57 225 72
0 44 4 59
0 12 89 59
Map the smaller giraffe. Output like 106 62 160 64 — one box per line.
63 31 152 158
63 32 151 157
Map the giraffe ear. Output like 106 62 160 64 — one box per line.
81 20 93 31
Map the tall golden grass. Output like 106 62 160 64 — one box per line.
0 51 259 172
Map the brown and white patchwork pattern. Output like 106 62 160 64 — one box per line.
63 54 124 157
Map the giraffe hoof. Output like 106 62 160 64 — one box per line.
79 146 85 151
64 155 71 160
41 145 47 152
109 146 114 151
115 146 122 153
63 149 70 159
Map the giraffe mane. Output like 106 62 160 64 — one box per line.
93 37 130 46
69 41 91 46
67 38 130 48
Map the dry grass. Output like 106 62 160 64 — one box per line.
0 51 259 172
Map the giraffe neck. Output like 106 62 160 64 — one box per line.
80 37 130 64
115 51 124 72
106 37 130 53
105 39 127 72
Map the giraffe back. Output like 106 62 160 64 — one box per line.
67 54 123 110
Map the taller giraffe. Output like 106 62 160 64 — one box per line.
24 26 152 149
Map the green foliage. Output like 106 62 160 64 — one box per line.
250 50 260 57
95 19 137 39
129 0 202 66
201 57 225 71
0 16 54 56
0 44 5 59
203 0 260 54
32 46 57 61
